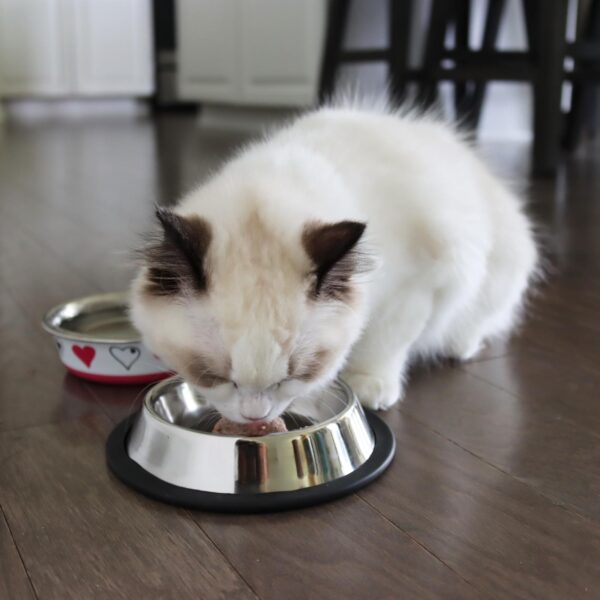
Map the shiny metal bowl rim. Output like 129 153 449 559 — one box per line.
144 375 358 439
41 291 141 344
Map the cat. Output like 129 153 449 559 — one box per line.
130 101 538 424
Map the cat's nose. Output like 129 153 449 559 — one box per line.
240 394 272 421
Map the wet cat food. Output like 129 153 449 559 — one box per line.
213 417 288 436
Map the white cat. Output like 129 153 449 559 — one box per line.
130 102 538 423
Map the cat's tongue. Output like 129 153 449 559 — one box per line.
212 417 287 436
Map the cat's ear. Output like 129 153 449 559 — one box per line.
144 208 212 296
302 220 367 299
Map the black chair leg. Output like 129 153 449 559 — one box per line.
418 0 455 108
564 79 597 150
453 0 471 112
319 0 351 103
532 0 568 176
389 0 413 105
458 0 506 130
564 0 600 150
522 0 538 51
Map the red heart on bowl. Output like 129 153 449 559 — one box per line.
72 345 96 368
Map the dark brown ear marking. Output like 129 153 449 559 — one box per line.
144 208 212 296
302 220 367 300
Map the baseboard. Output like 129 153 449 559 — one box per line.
197 104 301 136
3 99 150 122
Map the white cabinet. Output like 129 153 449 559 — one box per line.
177 0 238 102
177 0 326 107
0 0 153 97
71 0 153 96
0 0 68 96
239 0 326 105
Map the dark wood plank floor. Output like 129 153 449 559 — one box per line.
1 110 599 599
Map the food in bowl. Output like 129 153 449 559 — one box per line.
212 416 288 436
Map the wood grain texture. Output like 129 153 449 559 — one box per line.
514 278 600 374
0 415 256 600
360 410 600 599
194 498 482 600
81 381 147 425
401 366 600 523
1 113 600 598
0 507 36 600
464 348 600 436
0 274 109 432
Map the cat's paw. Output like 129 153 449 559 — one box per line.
447 336 486 362
342 370 401 411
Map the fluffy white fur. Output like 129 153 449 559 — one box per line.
131 103 538 421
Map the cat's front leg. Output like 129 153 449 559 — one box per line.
341 289 432 410
342 363 405 411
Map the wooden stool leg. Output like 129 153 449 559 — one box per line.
532 0 568 175
389 0 413 105
319 0 351 103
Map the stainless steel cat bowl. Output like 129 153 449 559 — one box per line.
106 376 395 512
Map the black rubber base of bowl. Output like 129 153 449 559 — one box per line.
106 412 395 513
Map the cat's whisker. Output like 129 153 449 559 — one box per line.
202 411 222 432
121 380 158 418
287 412 302 430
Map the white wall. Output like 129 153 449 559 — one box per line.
337 0 576 142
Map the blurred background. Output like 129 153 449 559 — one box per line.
0 0 598 170
3 5 600 597
1 0 599 411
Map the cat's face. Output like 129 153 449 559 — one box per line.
131 208 369 424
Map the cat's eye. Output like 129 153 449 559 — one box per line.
207 376 235 388
227 380 286 391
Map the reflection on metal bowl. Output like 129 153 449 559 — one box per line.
106 376 395 512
